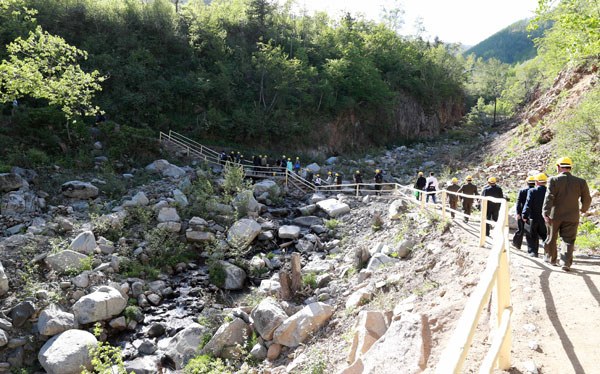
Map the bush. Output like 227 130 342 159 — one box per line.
82 323 130 374
208 261 226 288
222 163 247 202
184 355 231 374
302 272 317 289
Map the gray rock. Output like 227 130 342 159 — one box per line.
72 286 127 324
173 189 189 207
0 173 24 193
233 190 261 214
69 231 96 255
1 191 40 216
316 199 350 217
309 193 327 204
202 318 251 359
138 339 157 355
125 356 159 374
109 316 127 330
389 199 409 220
38 305 77 336
165 323 210 369
45 250 89 273
278 225 301 240
157 221 181 233
305 163 320 173
296 239 314 253
325 157 337 165
157 207 180 223
272 302 334 347
0 261 8 296
251 298 288 340
0 329 8 347
396 239 415 258
219 261 247 290
366 253 398 272
298 204 317 216
293 216 323 227
147 323 166 338
226 218 261 250
123 192 149 207
147 159 186 178
10 167 38 184
60 181 99 199
254 180 280 197
250 343 267 360
38 329 97 374
10 301 35 328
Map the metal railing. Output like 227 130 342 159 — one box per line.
159 130 512 372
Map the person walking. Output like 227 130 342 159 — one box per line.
513 176 536 249
542 157 591 271
335 173 343 185
446 177 460 218
458 176 478 223
294 157 301 174
220 152 227 165
414 172 427 200
522 174 549 257
481 177 504 236
286 158 293 172
305 168 314 183
354 170 363 196
314 174 322 189
326 171 334 184
425 172 439 203
261 154 268 174
374 169 383 196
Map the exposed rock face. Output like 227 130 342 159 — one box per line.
45 250 89 273
61 181 99 199
348 311 389 363
38 305 77 336
69 231 97 255
226 218 261 250
219 261 247 290
72 286 127 324
165 323 210 369
317 199 351 217
251 297 288 340
202 318 251 359
0 173 24 193
1 191 40 216
273 302 334 347
0 261 8 296
38 329 97 374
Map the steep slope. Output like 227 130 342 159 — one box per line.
464 19 551 64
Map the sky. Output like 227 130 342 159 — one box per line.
283 0 541 46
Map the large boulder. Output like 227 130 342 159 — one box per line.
123 191 149 207
158 207 180 223
0 261 8 296
202 318 251 359
165 323 210 369
219 261 247 290
233 190 261 214
10 167 38 184
226 218 261 249
278 225 301 240
45 250 89 273
254 180 280 197
348 311 389 363
251 298 288 340
173 189 189 207
61 181 99 199
38 329 97 374
272 302 334 347
146 159 186 178
0 173 24 193
125 357 158 374
354 312 431 374
69 231 96 255
1 191 40 216
317 199 351 217
366 253 398 272
72 286 127 324
186 231 215 243
389 199 408 220
38 305 77 336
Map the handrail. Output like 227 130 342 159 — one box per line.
160 130 513 372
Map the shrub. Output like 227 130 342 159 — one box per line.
82 323 130 374
208 261 226 288
184 355 231 374
222 163 247 202
302 272 317 289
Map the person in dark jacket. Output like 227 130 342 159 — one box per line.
294 157 301 174
305 168 314 183
414 172 426 200
513 176 536 249
220 152 227 165
335 173 343 185
229 151 236 163
522 174 548 257
374 169 383 195
542 157 591 270
446 178 460 218
458 176 478 222
481 177 504 236
354 170 363 195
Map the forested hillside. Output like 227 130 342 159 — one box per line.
0 0 467 167
464 19 550 64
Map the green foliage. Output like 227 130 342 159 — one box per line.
82 323 132 374
465 18 550 64
184 355 232 374
222 163 246 202
124 306 141 324
208 261 226 289
302 272 317 289
577 218 600 251
181 178 216 220
325 219 341 231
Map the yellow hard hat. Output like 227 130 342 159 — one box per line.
306 168 310 171
466 176 472 181
526 176 536 183
316 174 320 177
335 173 339 176
451 177 458 183
418 172 423 176
488 177 496 183
296 157 299 159
328 171 332 174
288 158 291 161
536 173 548 182
356 170 360 174
555 157 573 167
259 155 262 158
376 169 380 173
241 155 244 157
282 155 285 157
237 151 240 154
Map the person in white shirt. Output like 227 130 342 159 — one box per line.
425 172 439 203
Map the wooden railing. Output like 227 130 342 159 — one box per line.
159 130 512 372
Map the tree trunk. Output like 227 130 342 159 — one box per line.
291 253 302 296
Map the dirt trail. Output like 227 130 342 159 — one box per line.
508 247 600 374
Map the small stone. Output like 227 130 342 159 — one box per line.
147 294 161 306
528 305 539 313
109 317 127 330
267 343 282 360
528 341 539 350
523 360 538 374
523 323 536 333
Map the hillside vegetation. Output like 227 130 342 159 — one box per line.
464 19 550 64
0 0 467 169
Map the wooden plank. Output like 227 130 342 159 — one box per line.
479 308 512 374
480 199 488 247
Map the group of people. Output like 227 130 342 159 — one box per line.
417 157 590 272
307 169 385 194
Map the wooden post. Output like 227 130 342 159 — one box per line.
394 184 398 196
356 184 359 198
480 199 488 247
442 190 447 219
285 169 289 188
420 189 425 211
279 272 292 301
291 253 302 296
187 146 190 156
